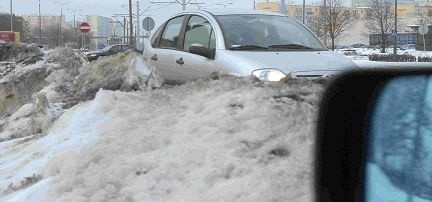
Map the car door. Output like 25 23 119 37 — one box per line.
175 15 218 81
108 45 121 55
152 15 186 83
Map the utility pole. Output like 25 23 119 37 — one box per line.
10 0 13 31
394 0 398 55
113 14 130 44
254 0 256 10
129 0 134 46
124 16 127 44
60 7 63 46
136 1 140 49
280 0 287 15
39 0 42 43
54 1 67 47
323 0 327 47
67 9 81 46
303 0 306 24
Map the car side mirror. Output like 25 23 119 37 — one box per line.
189 44 215 59
316 68 432 202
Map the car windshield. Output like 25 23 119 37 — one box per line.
215 14 326 51
100 45 115 51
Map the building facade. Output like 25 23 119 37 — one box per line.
86 15 113 50
22 14 66 30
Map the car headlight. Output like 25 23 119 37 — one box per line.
252 69 287 82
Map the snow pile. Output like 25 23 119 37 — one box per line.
335 48 432 60
0 48 149 141
0 43 43 64
0 48 85 141
71 50 148 103
0 91 109 200
0 75 326 201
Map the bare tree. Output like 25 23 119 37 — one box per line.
364 0 394 53
308 0 355 50
308 11 327 43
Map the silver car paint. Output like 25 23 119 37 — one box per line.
143 10 358 82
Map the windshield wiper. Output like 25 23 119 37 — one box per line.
268 44 313 50
229 45 268 50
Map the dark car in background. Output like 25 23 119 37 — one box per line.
86 44 141 61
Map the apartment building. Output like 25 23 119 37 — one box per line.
86 15 113 50
22 14 66 30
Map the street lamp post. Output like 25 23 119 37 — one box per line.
54 1 67 47
10 0 13 31
394 0 398 55
128 0 134 46
39 0 42 43
67 9 82 46
324 0 327 47
280 0 287 14
303 0 306 24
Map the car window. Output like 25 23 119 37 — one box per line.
183 16 215 52
160 16 184 49
151 25 164 48
112 46 121 52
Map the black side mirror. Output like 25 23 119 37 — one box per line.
316 68 432 202
189 45 215 59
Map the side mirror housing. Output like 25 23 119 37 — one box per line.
316 68 432 202
189 45 215 59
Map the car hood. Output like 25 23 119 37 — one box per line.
222 50 358 76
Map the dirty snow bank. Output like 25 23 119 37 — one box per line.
2 75 326 201
0 48 148 141
70 50 148 103
0 48 85 141
0 42 43 64
0 90 110 199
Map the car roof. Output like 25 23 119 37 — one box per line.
181 9 286 17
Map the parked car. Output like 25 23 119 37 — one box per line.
34 44 51 54
86 44 141 61
143 9 358 85
350 43 369 48
401 43 415 50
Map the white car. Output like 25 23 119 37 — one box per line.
143 9 358 84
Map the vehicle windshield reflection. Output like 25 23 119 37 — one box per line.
367 75 432 202
215 14 326 51
100 45 114 51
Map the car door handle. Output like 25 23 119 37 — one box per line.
176 58 184 65
151 54 158 61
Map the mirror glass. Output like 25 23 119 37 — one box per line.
367 75 432 202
